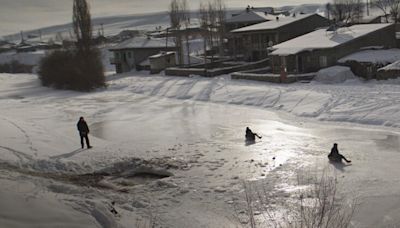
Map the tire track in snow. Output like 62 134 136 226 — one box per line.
290 92 310 113
161 79 180 97
150 77 175 96
270 89 282 107
175 78 198 99
195 79 217 101
2 117 37 152
0 145 33 162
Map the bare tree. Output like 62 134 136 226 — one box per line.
181 0 191 66
215 0 226 57
207 1 217 63
372 0 400 22
372 0 391 22
169 0 190 65
326 3 332 21
199 2 209 68
387 0 400 22
331 0 364 24
73 0 92 52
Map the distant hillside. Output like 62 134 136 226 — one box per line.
2 4 325 43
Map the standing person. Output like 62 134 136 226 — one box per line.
328 143 351 163
77 116 92 149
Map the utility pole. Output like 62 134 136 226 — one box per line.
20 31 24 44
366 0 369 16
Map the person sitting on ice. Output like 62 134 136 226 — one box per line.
245 127 262 141
328 143 351 163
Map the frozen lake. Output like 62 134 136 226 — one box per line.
0 74 399 227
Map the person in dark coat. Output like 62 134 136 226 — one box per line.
328 143 351 163
77 117 92 149
245 127 262 141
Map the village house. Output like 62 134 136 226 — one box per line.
229 13 330 61
0 40 14 53
225 7 275 31
149 52 176 74
377 60 400 79
269 23 396 74
109 37 176 73
338 48 400 79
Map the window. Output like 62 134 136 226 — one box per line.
127 52 132 58
115 52 120 59
319 56 328 67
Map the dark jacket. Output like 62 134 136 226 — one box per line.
77 120 89 133
246 127 255 141
328 146 339 158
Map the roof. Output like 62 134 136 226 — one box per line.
109 37 175 50
338 48 400 64
231 13 318 33
271 23 393 56
149 51 175 59
379 60 400 71
226 10 273 24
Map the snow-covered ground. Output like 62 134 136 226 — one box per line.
0 72 399 227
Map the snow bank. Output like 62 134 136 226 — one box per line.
102 72 400 128
315 66 355 83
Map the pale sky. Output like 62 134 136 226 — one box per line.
0 0 327 36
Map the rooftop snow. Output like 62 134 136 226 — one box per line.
231 13 316 33
271 23 392 56
226 10 273 24
379 60 400 70
109 37 175 50
338 48 400 64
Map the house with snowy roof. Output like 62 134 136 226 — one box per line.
225 7 276 31
338 48 400 79
109 37 176 73
377 60 400 79
229 13 330 61
269 23 396 74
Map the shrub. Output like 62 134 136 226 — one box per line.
0 60 33 73
38 48 105 91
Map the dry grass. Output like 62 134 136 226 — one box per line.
235 168 357 228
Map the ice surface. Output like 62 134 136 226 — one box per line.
0 73 399 227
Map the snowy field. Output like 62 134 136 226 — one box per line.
0 72 400 227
